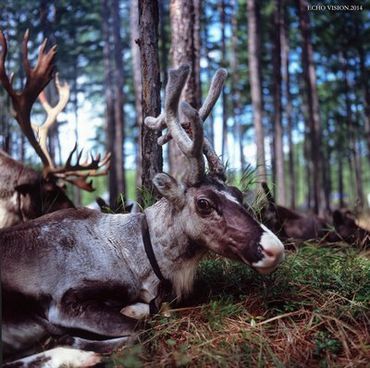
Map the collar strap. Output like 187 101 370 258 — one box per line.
142 216 172 314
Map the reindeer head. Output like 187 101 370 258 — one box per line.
146 65 284 274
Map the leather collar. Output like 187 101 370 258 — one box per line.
142 216 172 314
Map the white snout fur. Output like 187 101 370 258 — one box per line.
252 224 285 274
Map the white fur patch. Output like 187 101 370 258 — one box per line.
7 347 101 368
216 190 241 205
252 224 285 272
171 256 201 300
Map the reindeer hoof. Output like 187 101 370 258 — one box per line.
120 303 150 320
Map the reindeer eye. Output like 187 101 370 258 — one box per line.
196 198 212 214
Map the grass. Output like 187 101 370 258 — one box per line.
105 244 369 367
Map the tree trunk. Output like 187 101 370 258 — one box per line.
40 0 59 166
297 0 324 215
247 0 267 182
300 84 313 209
17 44 26 162
111 0 126 201
72 64 81 205
202 18 215 147
356 23 370 164
230 0 245 172
281 2 295 208
101 0 117 208
343 52 363 208
338 150 344 208
322 141 331 213
219 0 228 160
169 0 201 179
159 1 170 92
138 0 163 201
130 0 143 190
272 0 285 205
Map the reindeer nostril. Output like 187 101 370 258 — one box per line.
263 249 274 257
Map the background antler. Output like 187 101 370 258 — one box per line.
145 67 227 181
53 144 111 191
0 30 110 191
32 73 70 169
145 66 227 181
0 29 56 167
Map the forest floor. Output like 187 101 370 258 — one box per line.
106 243 370 368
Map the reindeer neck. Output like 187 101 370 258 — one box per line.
144 198 206 299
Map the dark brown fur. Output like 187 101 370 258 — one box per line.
0 151 74 228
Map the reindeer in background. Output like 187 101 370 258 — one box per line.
0 31 110 228
261 182 370 249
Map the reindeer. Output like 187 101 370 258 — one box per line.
261 183 370 247
1 63 285 365
0 31 110 228
260 182 335 241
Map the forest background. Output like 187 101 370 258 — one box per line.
0 0 369 216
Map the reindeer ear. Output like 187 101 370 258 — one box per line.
153 173 185 206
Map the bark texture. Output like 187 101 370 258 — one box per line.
101 0 117 208
111 0 126 198
272 0 286 205
138 0 163 199
281 2 295 208
169 0 201 179
297 0 323 214
247 0 267 182
130 0 143 190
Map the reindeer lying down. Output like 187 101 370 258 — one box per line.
1 65 285 366
261 183 370 248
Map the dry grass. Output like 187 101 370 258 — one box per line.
107 245 370 368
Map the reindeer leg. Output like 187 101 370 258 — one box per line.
48 300 139 338
59 335 134 354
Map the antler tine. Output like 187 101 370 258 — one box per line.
0 31 57 168
199 68 228 121
163 65 192 153
144 112 166 130
152 68 227 181
33 73 71 169
203 138 226 180
21 30 57 105
51 143 111 191
197 68 228 181
38 73 70 127
0 30 14 97
180 101 205 182
199 68 227 181
161 65 205 183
